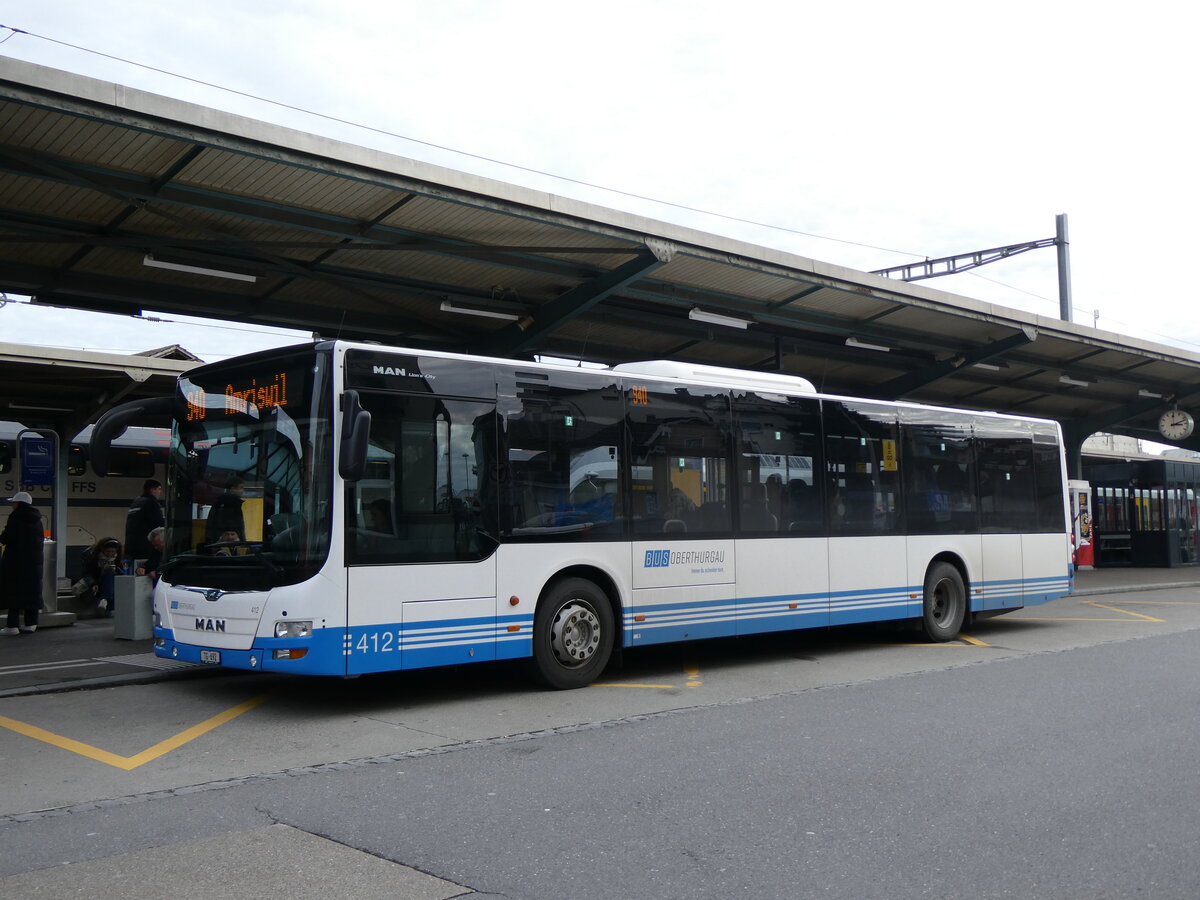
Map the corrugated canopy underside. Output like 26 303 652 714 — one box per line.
2 58 1200 446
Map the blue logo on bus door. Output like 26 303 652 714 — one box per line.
644 549 670 568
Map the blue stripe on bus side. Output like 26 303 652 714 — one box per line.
626 573 1073 643
623 596 739 645
156 570 1073 674
828 585 915 624
978 574 1071 608
737 595 828 636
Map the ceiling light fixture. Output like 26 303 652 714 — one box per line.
1138 388 1164 399
844 336 890 353
689 308 752 330
1059 375 1090 388
973 362 1002 371
439 301 521 322
142 254 257 283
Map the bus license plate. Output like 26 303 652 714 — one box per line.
200 650 221 665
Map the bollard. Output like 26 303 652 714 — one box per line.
114 574 154 639
42 539 58 614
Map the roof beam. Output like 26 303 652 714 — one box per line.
620 279 966 357
1066 394 1193 439
874 327 1037 400
7 264 462 343
0 148 612 282
476 243 673 357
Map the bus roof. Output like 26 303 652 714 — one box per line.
613 360 817 394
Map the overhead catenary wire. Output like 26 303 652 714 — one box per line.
4 24 1199 356
0 24 928 261
958 272 1200 352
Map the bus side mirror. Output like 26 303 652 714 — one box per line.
339 390 371 482
90 396 178 476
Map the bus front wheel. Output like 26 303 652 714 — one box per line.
921 562 966 642
529 578 614 690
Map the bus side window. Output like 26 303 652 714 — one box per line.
824 401 902 536
974 418 1036 533
501 371 625 539
0 440 10 474
627 382 732 538
68 444 87 476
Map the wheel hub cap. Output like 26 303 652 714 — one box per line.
933 580 953 623
550 601 601 667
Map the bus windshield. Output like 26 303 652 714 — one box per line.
162 348 333 590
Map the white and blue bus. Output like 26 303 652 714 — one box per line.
91 341 1071 688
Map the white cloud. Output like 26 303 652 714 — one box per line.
3 0 1199 355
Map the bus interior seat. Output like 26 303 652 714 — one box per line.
740 482 778 531
696 501 729 532
784 480 821 530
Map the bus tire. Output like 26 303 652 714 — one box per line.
920 561 966 642
529 578 614 690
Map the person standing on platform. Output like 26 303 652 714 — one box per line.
1 491 45 635
124 478 164 567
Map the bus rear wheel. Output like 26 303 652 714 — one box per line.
529 578 614 690
921 562 966 642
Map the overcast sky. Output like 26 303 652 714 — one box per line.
2 1 1198 362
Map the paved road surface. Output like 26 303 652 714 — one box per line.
2 586 1199 898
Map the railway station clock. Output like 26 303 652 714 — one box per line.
1158 408 1195 441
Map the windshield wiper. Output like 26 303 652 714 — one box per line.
160 545 284 583
159 553 200 578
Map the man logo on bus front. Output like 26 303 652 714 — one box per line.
204 589 223 602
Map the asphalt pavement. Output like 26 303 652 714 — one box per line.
2 566 1198 698
7 595 1200 899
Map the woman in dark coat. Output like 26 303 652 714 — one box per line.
1 491 45 634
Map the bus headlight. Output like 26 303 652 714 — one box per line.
274 620 313 638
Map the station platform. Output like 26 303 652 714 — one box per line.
0 615 216 698
2 566 1199 697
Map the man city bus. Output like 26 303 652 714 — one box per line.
90 341 1071 689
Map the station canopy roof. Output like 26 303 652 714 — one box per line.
0 340 198 433
2 57 1200 450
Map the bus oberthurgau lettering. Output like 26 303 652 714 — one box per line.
644 549 726 568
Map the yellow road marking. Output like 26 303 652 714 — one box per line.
957 633 990 647
1101 600 1200 605
0 693 271 771
1083 600 1164 622
1012 617 1153 622
1003 597 1169 623
684 662 702 688
591 682 677 689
